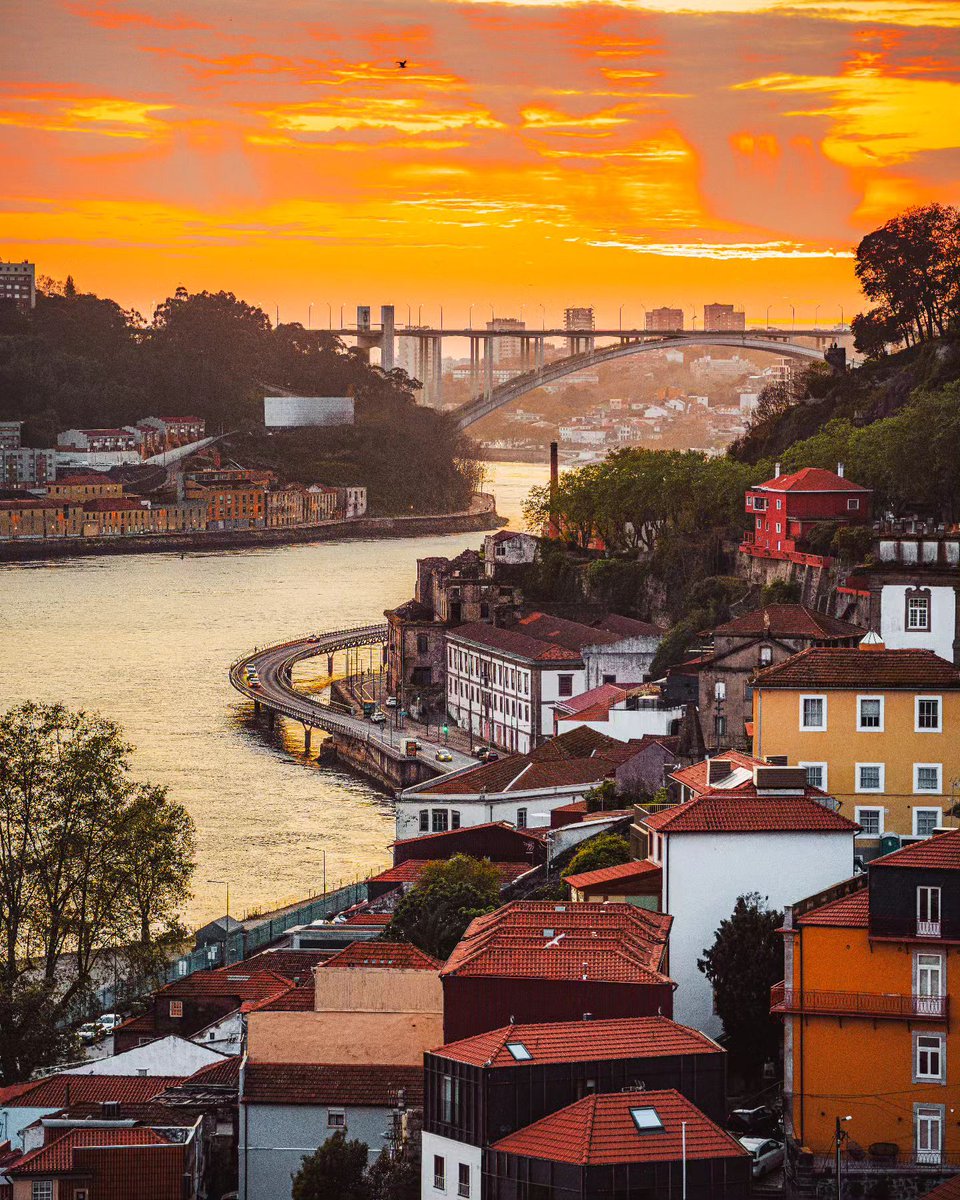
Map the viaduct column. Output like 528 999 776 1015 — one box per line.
484 335 493 401
469 336 480 394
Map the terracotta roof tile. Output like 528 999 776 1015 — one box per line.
797 889 869 927
641 791 858 834
490 1089 748 1166
157 967 293 1000
594 613 664 638
711 605 865 641
0 1075 184 1110
322 941 441 971
441 901 672 985
870 828 960 870
564 860 662 891
391 821 545 851
242 1063 423 1107
669 751 765 794
368 860 534 889
10 1127 169 1176
343 912 390 926
434 1016 720 1068
923 1175 960 1200
183 1055 241 1087
754 647 960 690
753 467 870 494
253 982 315 1012
448 611 619 664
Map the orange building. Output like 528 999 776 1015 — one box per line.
46 473 123 501
184 478 265 529
774 830 960 1194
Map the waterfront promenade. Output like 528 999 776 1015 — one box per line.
229 625 477 787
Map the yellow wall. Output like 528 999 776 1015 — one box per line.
755 687 960 838
787 924 958 1159
247 967 443 1066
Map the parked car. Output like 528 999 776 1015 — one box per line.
97 1013 122 1034
435 749 454 763
727 1106 781 1138
473 747 500 762
738 1138 785 1178
369 710 387 724
78 1021 102 1045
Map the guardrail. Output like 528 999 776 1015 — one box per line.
771 981 948 1021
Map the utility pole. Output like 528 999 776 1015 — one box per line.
835 1115 850 1200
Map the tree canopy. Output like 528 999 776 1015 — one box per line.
0 702 195 1083
561 833 631 880
383 854 501 961
292 1130 370 1200
698 892 784 1083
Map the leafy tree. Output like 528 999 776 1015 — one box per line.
583 779 620 813
368 1148 420 1200
698 893 784 1083
292 1130 370 1200
384 855 500 961
561 833 631 880
0 702 196 1083
760 579 800 605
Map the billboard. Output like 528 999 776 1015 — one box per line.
263 396 355 428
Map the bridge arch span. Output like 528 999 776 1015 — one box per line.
453 334 830 430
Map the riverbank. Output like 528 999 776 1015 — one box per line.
0 492 504 562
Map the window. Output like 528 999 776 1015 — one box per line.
74 1190 89 1200
432 809 449 833
906 589 932 632
451 810 461 830
914 807 942 837
516 808 528 829
916 696 942 732
914 764 942 793
916 953 944 1015
169 1000 183 1018
630 1107 665 1132
602 673 617 685
800 763 827 790
759 646 773 666
32 1186 53 1200
327 1109 346 1128
857 696 884 731
855 806 883 837
714 681 726 701
918 887 941 938
434 1155 446 1191
417 634 429 654
419 809 429 832
847 498 860 510
458 1164 471 1199
558 674 574 698
506 1041 532 1060
916 1105 944 1165
800 695 826 730
441 1074 458 1123
856 763 884 793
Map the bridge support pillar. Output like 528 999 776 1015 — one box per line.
253 700 260 716
484 334 493 400
303 725 312 753
267 710 276 730
535 336 544 370
327 654 335 675
469 336 480 393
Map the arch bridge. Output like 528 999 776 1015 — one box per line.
450 333 839 431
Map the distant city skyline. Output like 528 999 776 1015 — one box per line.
4 0 959 322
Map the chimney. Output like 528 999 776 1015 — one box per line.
837 462 845 478
101 1100 121 1120
774 462 781 478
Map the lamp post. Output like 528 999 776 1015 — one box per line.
835 1115 851 1200
340 303 344 328
326 302 332 330
790 302 796 330
619 303 624 332
815 303 821 327
691 306 698 331
766 303 773 327
308 302 313 329
539 303 545 331
418 304 423 326
468 303 474 330
838 304 845 329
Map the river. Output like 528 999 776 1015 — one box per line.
0 461 548 926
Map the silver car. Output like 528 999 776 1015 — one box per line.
739 1137 785 1177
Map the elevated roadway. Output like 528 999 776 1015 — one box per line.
228 625 477 779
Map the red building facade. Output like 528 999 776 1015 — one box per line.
740 465 871 567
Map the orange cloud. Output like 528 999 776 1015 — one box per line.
0 90 172 138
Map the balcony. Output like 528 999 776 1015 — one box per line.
771 981 948 1021
917 919 942 938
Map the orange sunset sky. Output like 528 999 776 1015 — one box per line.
3 0 959 328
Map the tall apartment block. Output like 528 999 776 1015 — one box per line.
564 306 595 354
0 261 36 309
645 307 684 332
703 303 745 332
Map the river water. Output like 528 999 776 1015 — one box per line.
0 461 547 925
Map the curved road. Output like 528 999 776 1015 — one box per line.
228 625 477 777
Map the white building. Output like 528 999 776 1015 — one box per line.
635 763 858 1036
875 579 957 664
554 684 683 741
483 530 539 575
337 486 367 518
263 395 355 428
445 612 657 754
0 259 35 308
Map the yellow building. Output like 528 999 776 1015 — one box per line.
46 474 123 501
774 830 960 1193
753 642 960 856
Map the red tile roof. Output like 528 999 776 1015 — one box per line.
448 611 620 664
242 1063 423 1107
922 1175 960 1200
241 949 333 980
391 821 546 852
158 967 293 1000
81 498 145 512
711 604 865 641
322 941 442 971
183 1055 241 1087
10 1127 169 1176
0 1075 184 1110
565 859 662 891
71 1142 189 1196
797 888 869 928
252 982 316 1012
554 683 627 716
343 912 390 926
870 828 960 871
754 647 960 690
435 1016 720 1068
669 751 765 794
441 901 672 985
490 1089 747 1166
641 791 858 834
595 613 664 639
367 860 534 889
753 467 870 494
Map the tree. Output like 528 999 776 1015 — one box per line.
292 1130 370 1200
583 779 620 813
698 893 784 1083
561 833 631 880
384 855 500 961
367 1148 420 1200
0 702 196 1083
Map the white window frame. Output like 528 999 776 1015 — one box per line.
915 695 942 733
327 1108 346 1128
434 1154 446 1193
854 806 884 837
856 695 884 732
799 762 828 791
913 764 943 794
800 694 827 731
907 594 931 632
915 1103 944 1164
32 1185 54 1200
915 951 944 1001
458 1163 471 1199
913 806 943 836
855 762 885 794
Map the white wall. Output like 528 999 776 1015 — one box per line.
263 395 355 427
540 667 586 737
64 1035 226 1077
421 1131 482 1200
880 584 956 662
395 783 593 841
663 831 854 1037
556 703 683 742
0 1105 58 1150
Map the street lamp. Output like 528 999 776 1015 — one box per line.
838 304 845 329
815 303 821 327
835 1115 852 1200
308 302 313 329
326 302 332 330
690 306 698 331
619 303 624 332
468 303 474 330
418 304 423 326
340 303 344 328
539 303 545 331
766 303 773 327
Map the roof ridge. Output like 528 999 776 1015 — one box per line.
580 1092 599 1164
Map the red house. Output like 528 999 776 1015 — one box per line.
440 901 674 1042
741 465 871 566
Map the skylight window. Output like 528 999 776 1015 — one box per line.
630 1107 664 1133
506 1042 532 1061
